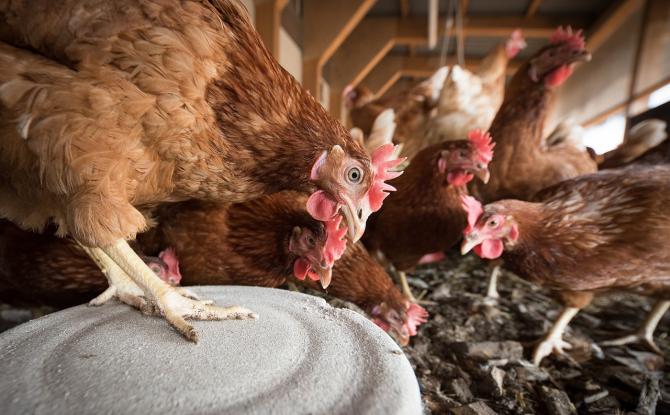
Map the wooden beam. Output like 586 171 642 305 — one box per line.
362 54 521 96
255 0 289 58
302 0 376 99
328 18 397 120
525 0 543 18
584 75 670 127
428 0 438 49
586 0 644 53
400 0 409 18
395 15 589 44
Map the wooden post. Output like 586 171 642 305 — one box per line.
255 0 289 58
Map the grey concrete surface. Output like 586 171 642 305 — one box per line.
0 286 422 415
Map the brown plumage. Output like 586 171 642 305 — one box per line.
462 165 670 364
364 134 492 271
472 28 596 203
0 0 381 339
0 221 179 308
137 192 425 345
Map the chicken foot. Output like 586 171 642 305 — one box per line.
80 244 148 310
81 244 205 312
532 307 579 366
600 300 670 354
100 239 258 342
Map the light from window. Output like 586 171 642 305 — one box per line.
583 115 625 155
648 83 670 108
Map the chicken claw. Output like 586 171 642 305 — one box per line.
532 307 579 366
93 239 257 342
600 300 670 355
80 244 147 311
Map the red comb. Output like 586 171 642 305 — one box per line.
505 29 526 58
468 129 495 164
405 303 429 336
461 195 483 234
367 143 405 212
549 26 585 50
323 215 347 266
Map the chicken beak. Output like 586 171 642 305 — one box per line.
461 234 481 255
313 264 333 289
475 168 490 184
340 196 369 242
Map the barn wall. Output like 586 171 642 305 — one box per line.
550 9 644 128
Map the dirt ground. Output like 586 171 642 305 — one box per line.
1 252 669 414
393 253 670 415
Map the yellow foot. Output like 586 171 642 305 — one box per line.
600 333 662 355
157 288 258 342
533 335 572 366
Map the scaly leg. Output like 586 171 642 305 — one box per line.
398 271 419 303
101 239 257 342
486 264 501 300
82 244 205 311
533 307 580 366
600 300 670 354
80 244 147 310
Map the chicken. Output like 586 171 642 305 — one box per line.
460 165 670 365
467 28 595 301
0 0 401 341
347 67 449 148
598 119 668 169
472 27 595 203
363 130 493 299
0 220 180 309
137 192 427 345
409 30 527 160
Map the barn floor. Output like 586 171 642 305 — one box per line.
1 254 669 414
386 253 670 415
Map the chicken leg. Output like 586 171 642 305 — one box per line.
532 307 579 366
600 300 670 354
99 239 258 342
486 263 502 300
398 271 419 303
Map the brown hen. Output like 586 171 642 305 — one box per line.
0 0 400 340
462 165 670 365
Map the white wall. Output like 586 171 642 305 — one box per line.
279 28 303 83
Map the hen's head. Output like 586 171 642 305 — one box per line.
505 29 527 59
343 85 375 109
308 144 404 242
437 130 494 186
144 248 182 285
529 27 591 87
289 215 347 289
460 196 519 259
371 297 429 346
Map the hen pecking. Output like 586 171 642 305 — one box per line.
0 0 401 340
461 165 670 365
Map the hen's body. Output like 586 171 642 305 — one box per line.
0 0 364 246
364 142 470 271
472 33 595 203
138 193 321 288
0 0 373 339
474 77 595 202
463 165 670 364
502 166 670 297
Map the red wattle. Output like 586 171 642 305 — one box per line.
306 190 338 221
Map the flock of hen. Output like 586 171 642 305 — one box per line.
0 0 668 367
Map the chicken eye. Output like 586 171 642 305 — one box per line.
306 236 315 247
488 219 499 228
347 167 363 184
458 150 468 158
